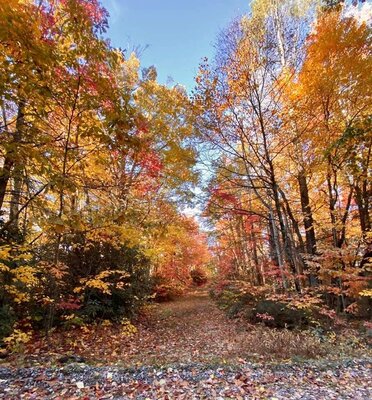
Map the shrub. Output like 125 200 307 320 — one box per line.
34 236 154 324
74 244 152 321
250 300 310 329
210 280 270 319
3 328 32 353
210 280 248 302
0 305 15 342
153 282 185 302
210 280 336 330
190 268 208 286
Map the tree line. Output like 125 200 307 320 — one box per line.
195 0 371 317
0 0 209 342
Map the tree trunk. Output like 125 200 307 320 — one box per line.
272 182 301 291
298 171 317 254
0 99 25 224
0 156 13 214
326 161 338 247
268 207 287 289
9 174 23 235
354 183 371 234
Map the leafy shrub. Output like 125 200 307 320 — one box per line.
150 273 186 302
153 283 185 302
190 268 208 286
209 280 244 298
34 236 153 324
0 305 15 342
61 314 85 328
3 328 32 353
210 280 336 330
0 242 38 314
250 300 310 329
306 240 372 316
152 276 185 302
73 243 152 321
210 280 268 318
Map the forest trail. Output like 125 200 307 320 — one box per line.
128 288 249 365
1 289 371 399
1 287 250 368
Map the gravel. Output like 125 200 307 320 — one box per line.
0 358 371 399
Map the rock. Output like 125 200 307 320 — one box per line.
76 381 84 389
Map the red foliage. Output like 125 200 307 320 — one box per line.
211 187 238 206
135 116 149 135
138 151 163 178
40 7 57 41
60 0 109 27
57 297 81 311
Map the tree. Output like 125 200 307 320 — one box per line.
195 0 371 312
0 0 206 338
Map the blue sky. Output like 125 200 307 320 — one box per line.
101 0 249 91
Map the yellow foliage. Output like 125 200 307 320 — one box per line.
359 289 372 298
4 329 32 352
84 278 111 295
120 318 137 336
0 246 11 259
11 266 38 286
4 286 30 304
76 270 130 295
0 262 10 272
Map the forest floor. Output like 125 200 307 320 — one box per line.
0 289 371 399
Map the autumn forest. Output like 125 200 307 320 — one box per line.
0 0 371 398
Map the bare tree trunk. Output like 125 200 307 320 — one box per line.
338 185 354 248
326 160 338 247
268 207 287 289
0 156 13 215
9 173 23 235
272 180 302 291
298 171 317 255
355 184 371 233
1 100 25 233
272 0 287 68
250 221 263 285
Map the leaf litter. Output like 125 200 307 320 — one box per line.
0 289 371 399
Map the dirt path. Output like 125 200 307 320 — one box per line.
1 289 371 399
2 288 249 368
3 288 368 367
127 288 248 365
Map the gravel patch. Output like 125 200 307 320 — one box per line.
0 358 370 399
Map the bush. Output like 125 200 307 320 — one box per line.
0 305 15 342
150 274 186 302
153 282 185 302
210 280 268 319
190 268 208 286
34 236 154 324
250 300 310 329
209 280 332 330
75 244 152 321
210 280 247 300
